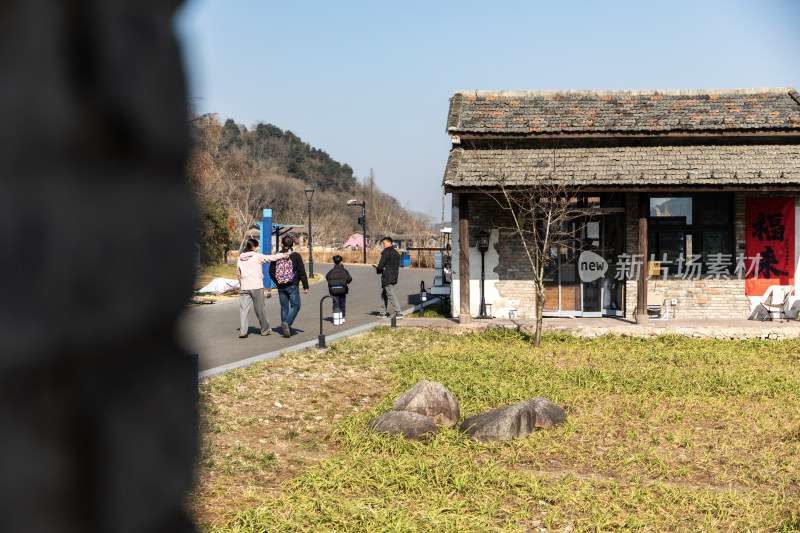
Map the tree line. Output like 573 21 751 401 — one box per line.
186 113 434 264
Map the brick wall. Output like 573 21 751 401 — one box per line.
623 277 752 319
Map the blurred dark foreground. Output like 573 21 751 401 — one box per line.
0 1 198 531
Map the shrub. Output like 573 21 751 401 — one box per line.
198 199 233 265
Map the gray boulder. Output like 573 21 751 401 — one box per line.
460 402 536 442
393 380 460 427
368 411 439 441
528 397 567 429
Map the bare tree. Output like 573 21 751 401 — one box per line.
405 208 435 246
185 114 224 198
312 209 351 250
489 148 589 347
373 196 406 236
257 171 304 221
218 154 271 249
361 168 432 239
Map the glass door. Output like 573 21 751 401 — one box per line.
581 218 603 317
543 221 581 316
542 195 625 318
601 211 625 316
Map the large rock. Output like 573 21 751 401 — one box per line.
392 380 460 427
528 397 567 429
368 411 439 441
460 402 536 442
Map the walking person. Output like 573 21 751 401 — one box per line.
269 235 309 337
374 236 402 318
236 239 288 338
325 255 352 324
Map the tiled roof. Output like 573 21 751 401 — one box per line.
447 88 800 135
443 144 800 189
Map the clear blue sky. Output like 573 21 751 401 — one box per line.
175 0 799 220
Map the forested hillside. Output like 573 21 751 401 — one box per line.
186 113 432 264
220 119 357 192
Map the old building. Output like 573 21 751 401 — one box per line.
443 88 800 320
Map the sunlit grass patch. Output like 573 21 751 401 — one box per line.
407 300 452 319
193 329 800 531
195 263 238 289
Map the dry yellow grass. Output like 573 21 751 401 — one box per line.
190 329 800 532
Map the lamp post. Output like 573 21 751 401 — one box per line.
477 229 490 318
346 199 367 264
305 186 314 277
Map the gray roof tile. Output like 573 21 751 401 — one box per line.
447 88 800 135
443 144 800 188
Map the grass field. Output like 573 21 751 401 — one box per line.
195 264 238 290
190 329 800 532
407 299 452 319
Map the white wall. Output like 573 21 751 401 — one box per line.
450 206 521 318
468 229 498 316
450 200 461 318
793 197 800 308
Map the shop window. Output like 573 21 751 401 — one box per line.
647 193 733 275
651 197 692 224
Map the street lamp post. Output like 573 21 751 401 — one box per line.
477 229 490 318
347 199 367 263
305 186 314 277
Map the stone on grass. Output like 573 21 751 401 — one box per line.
368 411 438 441
528 397 567 429
459 402 536 442
392 380 460 427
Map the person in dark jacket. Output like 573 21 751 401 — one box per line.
325 255 352 324
374 236 402 318
269 235 309 337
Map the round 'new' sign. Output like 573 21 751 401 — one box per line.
578 251 608 283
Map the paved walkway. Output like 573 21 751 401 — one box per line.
179 263 434 375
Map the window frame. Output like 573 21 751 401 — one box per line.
645 192 734 275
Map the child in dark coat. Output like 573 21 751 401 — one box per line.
325 255 352 324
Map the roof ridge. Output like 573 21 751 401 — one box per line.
454 88 798 98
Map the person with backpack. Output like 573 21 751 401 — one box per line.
325 255 352 324
236 239 290 338
269 235 309 338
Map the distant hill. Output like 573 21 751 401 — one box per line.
219 119 357 193
186 114 434 264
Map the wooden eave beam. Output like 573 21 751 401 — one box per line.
453 130 800 143
444 185 800 194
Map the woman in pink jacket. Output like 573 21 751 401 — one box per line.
236 239 289 338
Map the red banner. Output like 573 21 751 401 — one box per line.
745 197 795 296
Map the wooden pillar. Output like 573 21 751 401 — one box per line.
636 197 649 325
458 193 471 323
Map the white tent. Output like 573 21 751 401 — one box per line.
196 278 239 294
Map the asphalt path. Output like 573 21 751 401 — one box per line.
178 263 433 372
